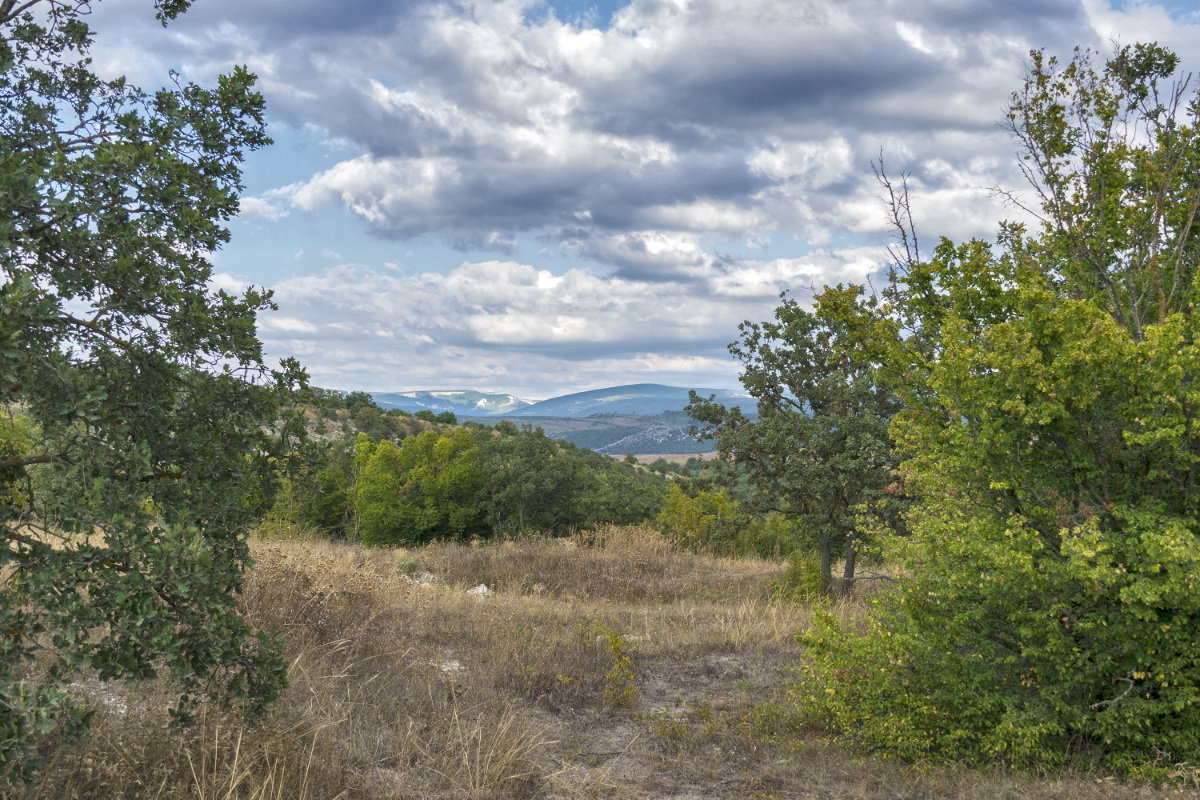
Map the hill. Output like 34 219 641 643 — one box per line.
479 411 717 455
371 389 531 416
506 383 753 418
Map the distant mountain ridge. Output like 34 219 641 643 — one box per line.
368 383 757 454
371 389 531 416
372 383 753 419
506 383 754 418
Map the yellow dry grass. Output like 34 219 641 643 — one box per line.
12 526 1194 799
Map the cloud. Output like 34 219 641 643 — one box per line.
208 272 250 294
238 196 290 221
91 0 1116 279
87 0 1200 397
566 230 725 281
257 248 887 393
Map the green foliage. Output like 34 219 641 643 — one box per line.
1008 44 1200 340
262 444 354 538
342 390 377 409
265 416 670 543
655 483 739 551
352 430 488 545
0 411 36 515
574 451 668 527
771 550 826 603
581 619 639 708
796 44 1200 775
0 0 298 778
477 426 587 535
655 483 801 557
689 285 901 593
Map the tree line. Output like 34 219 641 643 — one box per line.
266 395 669 544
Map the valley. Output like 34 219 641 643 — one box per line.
370 384 756 454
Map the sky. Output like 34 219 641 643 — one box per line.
90 0 1200 400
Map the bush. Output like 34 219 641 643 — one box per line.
770 550 825 603
655 484 739 551
353 430 488 545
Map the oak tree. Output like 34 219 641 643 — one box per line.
688 285 900 594
0 0 301 776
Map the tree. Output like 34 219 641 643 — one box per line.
477 426 586 536
572 446 669 527
1006 44 1200 337
0 0 301 777
655 483 739 552
798 45 1200 775
352 430 488 545
688 285 901 594
343 390 377 409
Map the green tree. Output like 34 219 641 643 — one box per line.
351 436 407 543
798 45 1200 774
688 285 901 594
478 426 586 536
265 440 355 538
343 390 377 409
573 447 668 527
655 483 738 551
0 0 301 777
352 429 487 545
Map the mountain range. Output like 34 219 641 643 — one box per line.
370 383 757 454
371 383 754 419
370 389 530 416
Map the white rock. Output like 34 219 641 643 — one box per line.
466 583 490 596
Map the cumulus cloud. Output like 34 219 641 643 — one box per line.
238 196 290 221
256 250 886 393
89 0 1200 394
91 0 1113 267
208 272 250 294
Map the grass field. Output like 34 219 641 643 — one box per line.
16 527 1195 799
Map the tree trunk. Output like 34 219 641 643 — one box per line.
840 534 858 596
818 531 833 595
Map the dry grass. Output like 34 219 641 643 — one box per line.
11 526 1199 799
621 453 716 464
421 524 777 603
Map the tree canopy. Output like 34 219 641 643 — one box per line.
0 0 301 776
688 285 900 593
796 44 1200 775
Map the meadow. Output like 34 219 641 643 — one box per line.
14 527 1189 799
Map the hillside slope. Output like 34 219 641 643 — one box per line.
486 411 715 455
371 389 531 416
506 383 753 418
